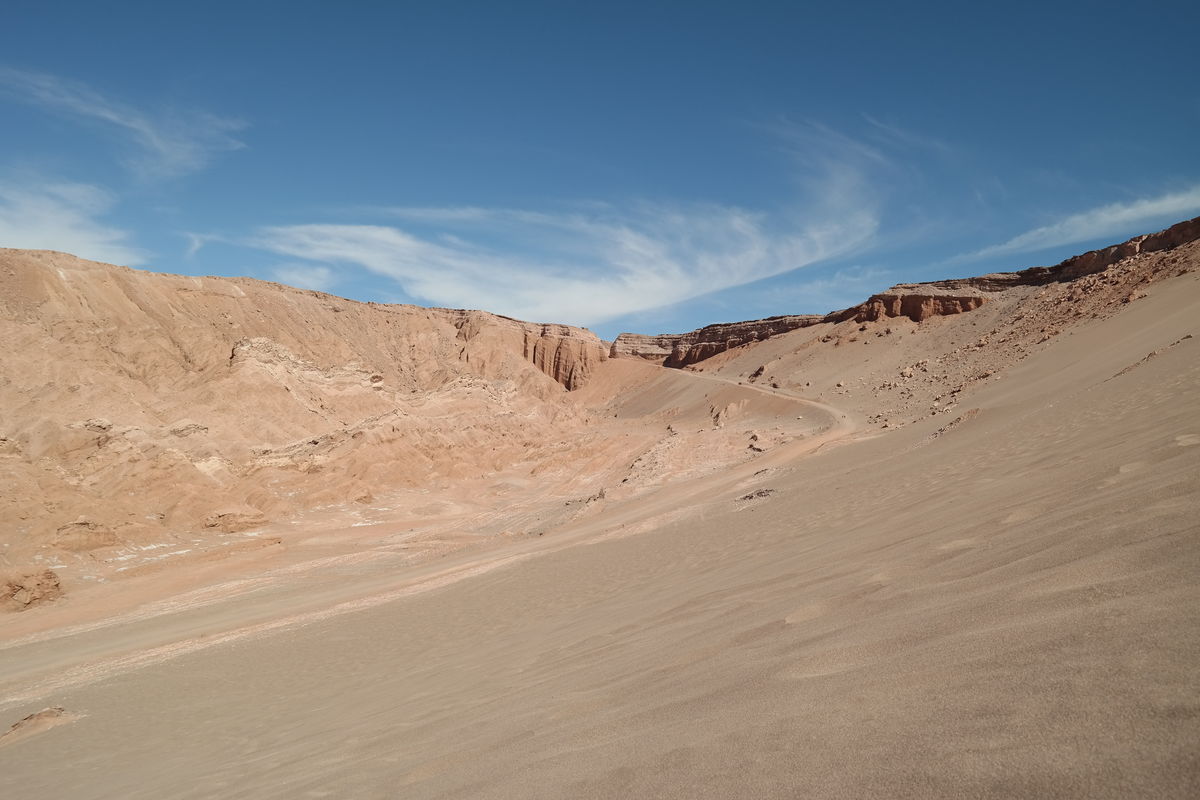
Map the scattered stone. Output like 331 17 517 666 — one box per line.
169 421 208 437
2 570 63 612
53 518 118 551
0 706 81 748
203 507 267 533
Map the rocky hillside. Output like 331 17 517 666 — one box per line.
689 221 1200 434
1 216 1196 577
612 315 824 367
614 216 1200 366
439 310 608 391
0 250 607 558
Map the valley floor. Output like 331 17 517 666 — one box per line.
1 271 1198 798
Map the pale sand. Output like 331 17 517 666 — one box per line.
0 254 1197 797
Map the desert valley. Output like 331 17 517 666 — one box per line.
0 217 1196 797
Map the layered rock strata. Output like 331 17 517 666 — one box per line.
0 250 609 553
440 311 608 390
617 216 1200 367
611 315 823 368
607 333 679 363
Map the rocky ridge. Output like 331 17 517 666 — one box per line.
1 217 1197 608
1 570 63 612
696 230 1199 436
0 250 612 560
614 216 1200 367
437 310 608 390
612 315 824 367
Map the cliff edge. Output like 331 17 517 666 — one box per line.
614 216 1200 367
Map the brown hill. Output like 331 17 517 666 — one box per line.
0 250 612 561
1 218 1197 581
0 219 1197 798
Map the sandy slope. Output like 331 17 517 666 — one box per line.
0 247 611 561
0 241 1197 797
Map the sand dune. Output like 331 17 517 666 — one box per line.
0 222 1197 797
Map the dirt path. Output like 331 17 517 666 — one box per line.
0 365 860 709
679 365 859 430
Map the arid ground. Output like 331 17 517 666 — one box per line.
1 221 1197 798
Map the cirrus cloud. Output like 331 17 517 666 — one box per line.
251 123 886 326
271 263 336 291
253 200 878 326
967 185 1200 261
0 180 144 264
0 67 246 179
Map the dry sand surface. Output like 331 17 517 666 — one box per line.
0 229 1198 798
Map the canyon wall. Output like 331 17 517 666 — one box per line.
438 310 608 391
0 250 607 551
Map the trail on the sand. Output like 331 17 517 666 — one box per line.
0 366 858 708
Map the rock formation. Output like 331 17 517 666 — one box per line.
0 250 609 555
608 333 679 362
615 216 1200 366
828 290 987 324
1 215 1196 573
439 311 608 390
2 570 63 612
612 315 824 368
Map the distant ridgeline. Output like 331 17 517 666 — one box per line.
610 216 1200 368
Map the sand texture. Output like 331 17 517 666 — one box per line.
0 221 1197 798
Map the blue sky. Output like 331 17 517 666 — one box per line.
1 0 1198 338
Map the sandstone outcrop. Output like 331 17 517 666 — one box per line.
829 292 987 324
203 507 269 533
2 570 63 612
612 315 823 368
439 311 608 391
616 216 1200 366
1 216 1196 562
608 333 679 362
1042 215 1200 282
0 249 608 552
0 707 79 746
855 216 1200 299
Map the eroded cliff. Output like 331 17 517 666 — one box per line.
617 216 1200 366
0 250 609 554
440 311 608 390
611 315 824 368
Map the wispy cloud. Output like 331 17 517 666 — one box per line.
251 124 885 325
756 265 895 314
967 185 1200 261
182 231 220 258
252 200 877 325
767 118 890 169
0 67 246 179
861 114 952 154
272 263 336 291
0 180 144 264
